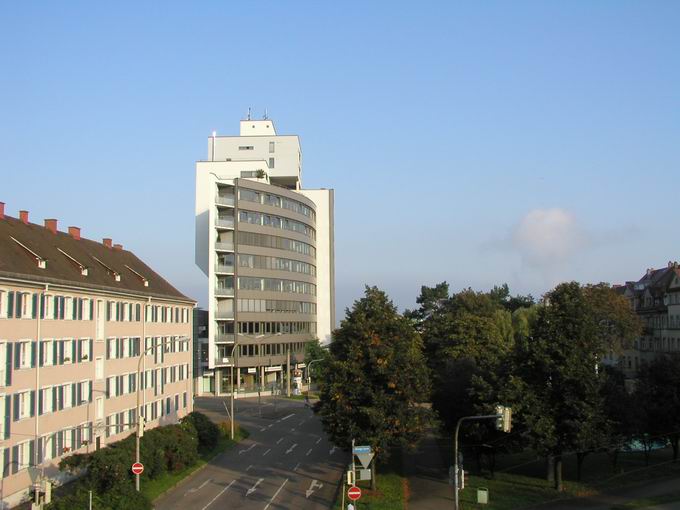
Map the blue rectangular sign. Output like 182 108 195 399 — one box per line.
353 446 371 454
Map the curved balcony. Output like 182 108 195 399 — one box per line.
216 195 235 207
215 242 234 252
215 286 235 297
215 263 234 274
215 310 234 320
216 217 234 229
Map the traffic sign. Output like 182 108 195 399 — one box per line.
353 445 371 454
348 486 362 501
356 452 374 468
131 462 144 475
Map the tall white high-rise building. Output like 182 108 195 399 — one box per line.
195 118 335 396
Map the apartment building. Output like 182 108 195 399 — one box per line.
0 203 194 507
605 261 680 377
195 117 335 396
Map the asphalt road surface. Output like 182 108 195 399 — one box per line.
155 396 347 510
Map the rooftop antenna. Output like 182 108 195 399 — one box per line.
247 107 252 121
263 108 268 120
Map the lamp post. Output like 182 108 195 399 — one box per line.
305 358 324 395
135 336 189 492
230 333 282 429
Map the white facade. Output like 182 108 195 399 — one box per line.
195 118 335 395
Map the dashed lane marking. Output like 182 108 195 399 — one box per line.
200 479 235 510
264 478 289 510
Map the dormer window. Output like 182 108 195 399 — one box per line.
92 257 121 282
125 265 149 287
58 248 89 276
10 236 47 269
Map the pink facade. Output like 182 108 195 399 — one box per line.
0 209 195 506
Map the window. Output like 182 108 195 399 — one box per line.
269 141 275 153
63 384 73 409
0 343 6 385
78 339 92 362
0 395 5 437
18 440 31 468
238 145 254 150
107 338 116 360
43 386 54 414
17 341 33 369
268 157 275 169
95 357 104 380
0 290 6 319
14 391 34 420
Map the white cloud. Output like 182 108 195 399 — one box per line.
512 208 585 268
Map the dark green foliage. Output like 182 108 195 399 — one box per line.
182 411 219 453
304 338 331 391
49 413 213 509
319 286 433 465
636 355 680 461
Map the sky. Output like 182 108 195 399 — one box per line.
1 2 679 321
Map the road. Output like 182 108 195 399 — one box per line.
154 396 347 510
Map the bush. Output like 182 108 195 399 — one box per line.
182 412 219 452
51 421 201 509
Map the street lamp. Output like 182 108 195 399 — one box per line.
305 358 324 392
229 333 282 429
135 336 189 492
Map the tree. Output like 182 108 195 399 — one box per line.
511 282 641 490
600 366 639 471
304 338 331 392
319 286 432 489
636 355 680 461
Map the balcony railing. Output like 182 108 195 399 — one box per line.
216 333 235 343
216 195 235 206
215 287 235 297
215 310 234 319
215 263 234 273
215 242 234 252
216 218 234 229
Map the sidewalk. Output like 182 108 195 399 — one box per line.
403 430 453 509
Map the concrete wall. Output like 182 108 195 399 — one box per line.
298 189 335 344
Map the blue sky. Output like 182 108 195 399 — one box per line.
1 2 678 319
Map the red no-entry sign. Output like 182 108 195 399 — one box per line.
348 485 361 501
131 462 144 475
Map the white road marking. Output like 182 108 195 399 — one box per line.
246 478 264 497
239 444 256 455
264 478 289 510
315 437 322 444
276 437 284 444
329 446 337 455
200 479 235 510
299 419 305 426
290 428 296 432
280 413 295 421
267 423 273 429
305 479 324 498
263 448 271 456
293 462 300 472
260 427 267 432
285 443 297 454
184 478 211 496
246 465 254 472
306 448 313 456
